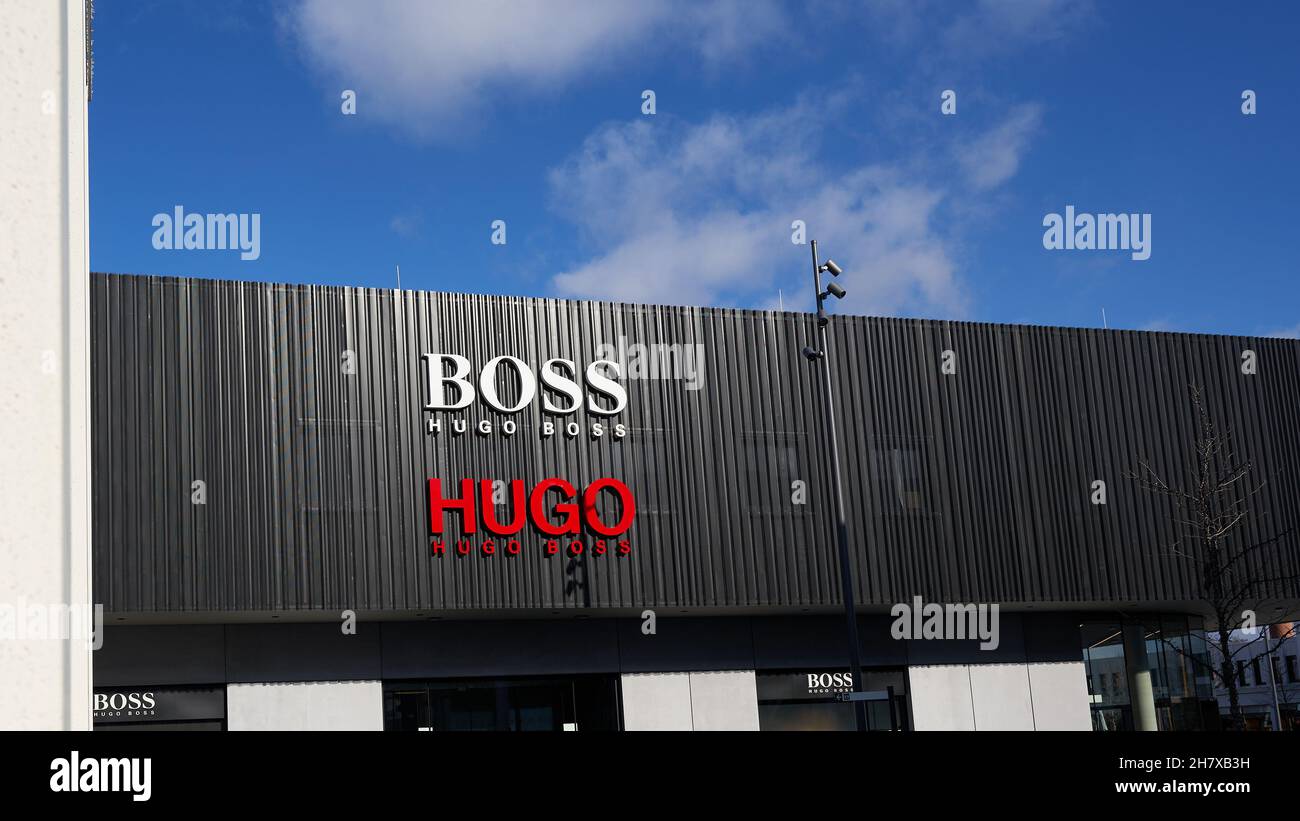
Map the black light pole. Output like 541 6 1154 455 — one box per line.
801 239 867 732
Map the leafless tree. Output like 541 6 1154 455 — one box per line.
1130 385 1299 730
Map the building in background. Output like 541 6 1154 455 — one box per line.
89 273 1300 731
1210 624 1300 731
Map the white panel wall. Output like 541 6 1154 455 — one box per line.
909 662 1091 731
621 671 759 731
227 681 383 731
621 673 693 731
0 0 92 731
908 665 977 730
688 670 759 731
969 664 1036 730
1026 661 1092 730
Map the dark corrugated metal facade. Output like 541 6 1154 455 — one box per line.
90 273 1300 614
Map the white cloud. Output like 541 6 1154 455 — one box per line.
955 103 1042 190
283 0 786 138
389 211 422 239
1266 324 1300 339
942 0 1095 55
856 0 1094 59
547 98 1041 316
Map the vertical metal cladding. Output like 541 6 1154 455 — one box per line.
90 274 1300 613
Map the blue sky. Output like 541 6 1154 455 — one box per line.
90 0 1299 337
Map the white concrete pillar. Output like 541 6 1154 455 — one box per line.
0 0 93 731
1123 624 1159 731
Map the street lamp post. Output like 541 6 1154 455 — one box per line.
801 239 868 732
1264 628 1283 732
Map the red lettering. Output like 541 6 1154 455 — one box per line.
582 478 636 536
429 478 477 534
530 478 580 535
427 477 635 541
480 480 527 535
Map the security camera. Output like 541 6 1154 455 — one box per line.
822 259 843 276
826 282 846 299
802 345 823 360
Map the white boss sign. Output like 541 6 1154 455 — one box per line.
421 354 627 416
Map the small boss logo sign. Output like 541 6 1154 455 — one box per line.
93 691 156 715
807 672 854 692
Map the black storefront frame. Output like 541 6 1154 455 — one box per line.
755 667 910 731
381 673 623 732
92 684 227 731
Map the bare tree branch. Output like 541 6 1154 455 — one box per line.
1127 385 1300 730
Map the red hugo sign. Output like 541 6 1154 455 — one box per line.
429 477 635 557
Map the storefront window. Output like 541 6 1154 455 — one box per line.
382 675 619 731
1080 616 1221 731
1158 616 1207 730
1081 622 1129 731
